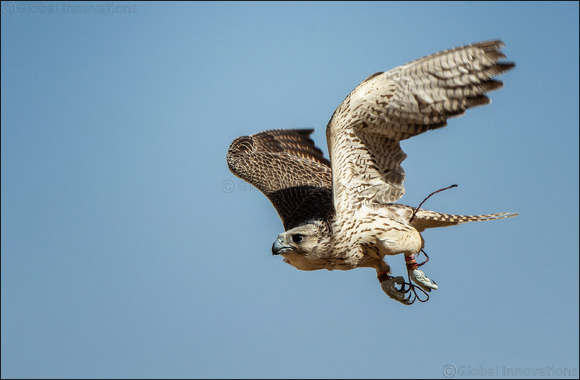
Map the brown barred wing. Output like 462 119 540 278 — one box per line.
226 129 333 230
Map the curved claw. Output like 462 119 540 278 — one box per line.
380 276 414 305
409 268 438 292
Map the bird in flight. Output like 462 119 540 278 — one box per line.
227 40 517 305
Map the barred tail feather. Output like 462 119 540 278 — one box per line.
410 209 518 232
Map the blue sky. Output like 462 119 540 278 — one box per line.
1 2 578 379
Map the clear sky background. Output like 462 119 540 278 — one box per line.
1 2 578 379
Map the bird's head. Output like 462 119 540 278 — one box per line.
271 222 332 271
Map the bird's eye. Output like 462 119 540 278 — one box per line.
291 234 303 243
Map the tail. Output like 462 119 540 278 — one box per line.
409 209 518 232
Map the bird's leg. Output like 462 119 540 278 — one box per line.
405 253 438 292
376 262 413 305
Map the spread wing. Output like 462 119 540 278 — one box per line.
227 129 333 230
326 40 514 211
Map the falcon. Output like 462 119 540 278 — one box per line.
226 40 517 305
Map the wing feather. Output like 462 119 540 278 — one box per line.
227 129 333 230
327 40 514 209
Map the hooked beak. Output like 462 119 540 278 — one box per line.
272 236 293 255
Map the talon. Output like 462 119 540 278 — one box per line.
409 268 438 292
380 276 415 305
